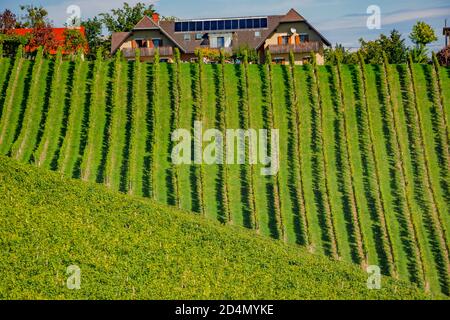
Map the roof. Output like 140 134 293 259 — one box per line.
9 27 87 54
111 8 331 54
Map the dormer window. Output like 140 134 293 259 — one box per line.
255 31 261 38
184 34 191 41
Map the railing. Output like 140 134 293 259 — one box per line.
122 46 174 58
268 42 321 54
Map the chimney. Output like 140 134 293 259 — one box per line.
152 13 160 24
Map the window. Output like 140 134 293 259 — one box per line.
232 20 239 30
239 19 246 29
175 22 182 32
195 33 203 40
196 21 203 31
184 34 191 41
255 31 261 38
273 57 285 64
135 39 144 48
246 19 253 29
189 21 196 31
217 37 225 48
182 22 189 32
225 20 232 30
211 20 218 30
152 38 162 47
300 34 310 42
204 21 211 30
281 36 290 45
253 18 260 28
217 20 225 30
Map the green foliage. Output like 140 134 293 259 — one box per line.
81 17 110 59
10 46 45 162
0 33 28 57
0 156 436 299
100 2 156 33
359 30 408 64
19 4 49 28
0 45 25 154
2 55 450 296
233 44 258 64
408 46 429 64
104 52 127 190
324 44 358 65
80 49 107 182
63 29 87 55
34 47 65 168
410 21 438 47
57 50 88 176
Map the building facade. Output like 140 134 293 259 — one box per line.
111 9 330 64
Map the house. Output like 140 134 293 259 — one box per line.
111 9 330 64
9 27 87 54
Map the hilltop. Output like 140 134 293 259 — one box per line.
0 51 449 295
0 156 435 299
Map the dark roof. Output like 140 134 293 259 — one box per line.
111 8 330 54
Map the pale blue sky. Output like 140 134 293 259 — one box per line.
1 0 449 49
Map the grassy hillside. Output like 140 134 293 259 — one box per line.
0 156 436 299
0 52 449 295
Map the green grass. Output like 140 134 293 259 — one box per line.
0 55 449 296
0 156 438 300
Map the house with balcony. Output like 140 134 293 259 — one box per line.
111 9 330 64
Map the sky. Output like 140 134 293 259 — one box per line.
1 0 449 49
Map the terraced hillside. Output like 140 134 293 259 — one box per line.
0 49 449 295
0 156 435 299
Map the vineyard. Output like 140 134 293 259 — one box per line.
0 50 449 296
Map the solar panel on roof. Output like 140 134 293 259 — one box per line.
174 17 268 32
261 18 268 28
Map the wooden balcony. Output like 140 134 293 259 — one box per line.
122 46 174 58
268 42 321 54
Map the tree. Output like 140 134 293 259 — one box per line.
19 5 50 28
0 9 17 33
81 17 109 59
410 21 438 48
64 29 87 55
100 2 156 33
359 30 407 64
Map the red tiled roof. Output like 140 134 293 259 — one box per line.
134 16 159 29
